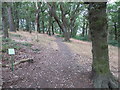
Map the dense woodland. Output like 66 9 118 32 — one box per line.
1 1 120 88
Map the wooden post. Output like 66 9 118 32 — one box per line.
10 55 14 71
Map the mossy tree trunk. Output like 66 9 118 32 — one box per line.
89 2 118 88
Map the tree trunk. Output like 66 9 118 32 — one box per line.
2 4 9 38
118 7 120 44
7 6 16 32
114 22 117 40
16 18 19 31
82 19 85 37
48 26 51 36
64 29 70 42
52 21 54 35
85 22 88 35
48 16 52 36
36 13 40 33
42 20 45 34
89 2 118 88
60 29 62 34
26 19 30 32
14 3 19 31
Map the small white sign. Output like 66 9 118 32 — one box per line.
8 48 15 55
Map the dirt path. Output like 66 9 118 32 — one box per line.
2 31 118 88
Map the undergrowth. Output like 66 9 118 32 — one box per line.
2 37 33 53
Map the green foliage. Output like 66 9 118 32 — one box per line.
2 38 21 53
73 35 90 41
2 38 33 53
56 34 64 37
108 40 119 47
2 38 12 42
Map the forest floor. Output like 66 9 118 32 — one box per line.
2 31 119 88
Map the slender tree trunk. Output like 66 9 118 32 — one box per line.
89 2 118 88
118 7 120 44
48 16 52 36
37 13 40 33
85 22 88 35
14 3 19 31
2 4 9 38
16 18 19 31
26 19 30 32
42 20 45 34
7 6 16 32
48 26 51 36
82 19 85 37
60 29 62 34
113 22 117 40
52 21 54 35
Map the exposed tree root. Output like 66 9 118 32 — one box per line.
2 58 33 67
93 74 120 89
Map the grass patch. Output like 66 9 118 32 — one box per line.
2 38 33 53
73 35 90 42
73 35 120 47
56 34 64 37
22 43 33 47
2 38 21 53
0 31 3 35
10 33 22 37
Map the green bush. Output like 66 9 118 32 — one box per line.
108 40 119 47
2 38 12 42
56 34 64 37
2 38 21 53
73 35 90 42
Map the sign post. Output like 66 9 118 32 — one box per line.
8 48 15 71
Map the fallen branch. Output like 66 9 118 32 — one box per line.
2 58 33 67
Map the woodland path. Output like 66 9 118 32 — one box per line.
2 31 118 88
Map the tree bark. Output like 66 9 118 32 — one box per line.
2 3 9 38
89 2 118 88
60 4 70 41
35 2 40 33
7 6 16 32
13 3 19 31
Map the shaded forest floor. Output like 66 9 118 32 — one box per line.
2 31 119 88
